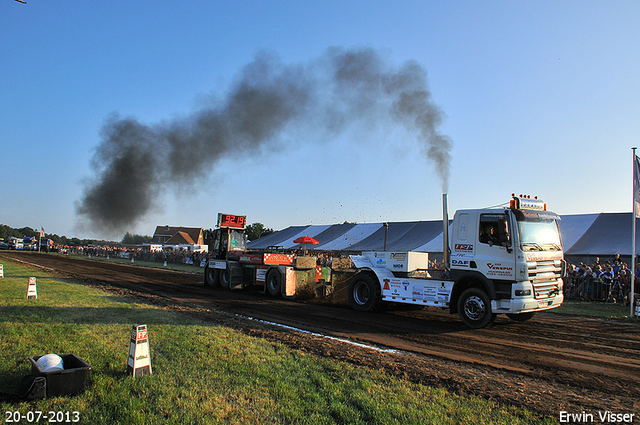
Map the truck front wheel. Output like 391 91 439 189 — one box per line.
457 288 496 328
349 274 382 312
204 266 220 287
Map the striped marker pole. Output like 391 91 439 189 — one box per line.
26 277 37 299
127 324 152 378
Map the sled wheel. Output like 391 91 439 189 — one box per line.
349 274 382 312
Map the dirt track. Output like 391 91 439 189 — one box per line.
3 251 639 419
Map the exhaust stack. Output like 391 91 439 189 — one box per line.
442 193 450 270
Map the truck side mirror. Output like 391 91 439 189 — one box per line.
499 219 512 252
500 233 513 253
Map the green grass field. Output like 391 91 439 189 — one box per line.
0 260 557 424
62 252 204 273
553 298 634 319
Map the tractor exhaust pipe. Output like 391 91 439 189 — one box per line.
442 193 450 270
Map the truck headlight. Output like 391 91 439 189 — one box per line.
515 289 531 297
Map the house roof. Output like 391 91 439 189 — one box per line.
152 226 203 245
165 231 195 246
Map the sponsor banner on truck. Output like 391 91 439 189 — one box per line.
239 254 264 264
451 258 470 268
255 266 269 284
485 262 514 278
524 251 563 262
209 260 227 270
454 244 473 253
263 253 294 265
382 278 450 303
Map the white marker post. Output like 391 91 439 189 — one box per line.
26 277 37 299
127 324 152 378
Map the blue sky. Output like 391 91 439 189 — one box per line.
2 1 639 240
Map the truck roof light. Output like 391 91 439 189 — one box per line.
511 194 546 211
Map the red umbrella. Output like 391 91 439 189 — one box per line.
293 236 319 245
294 236 319 252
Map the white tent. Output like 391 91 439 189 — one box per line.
248 213 640 263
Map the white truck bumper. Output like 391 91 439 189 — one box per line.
491 293 564 314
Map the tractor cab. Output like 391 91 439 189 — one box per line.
210 214 248 260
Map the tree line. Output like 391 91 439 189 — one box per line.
0 224 115 247
1 222 276 247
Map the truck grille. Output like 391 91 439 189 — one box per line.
528 259 562 299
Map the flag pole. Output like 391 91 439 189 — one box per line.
632 147 638 318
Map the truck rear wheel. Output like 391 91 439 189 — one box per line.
266 269 282 297
204 266 220 287
349 274 382 312
507 312 535 322
457 288 496 328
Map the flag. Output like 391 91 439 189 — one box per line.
40 227 45 238
633 152 639 318
635 155 640 218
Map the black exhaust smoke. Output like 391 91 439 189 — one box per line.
76 47 453 235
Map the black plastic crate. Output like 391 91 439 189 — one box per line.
29 354 91 397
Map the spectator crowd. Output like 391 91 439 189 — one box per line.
565 255 634 304
70 245 209 267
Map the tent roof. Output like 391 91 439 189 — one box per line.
312 223 357 247
280 225 333 249
311 223 382 251
564 213 640 256
557 213 599 250
247 213 640 258
248 225 309 249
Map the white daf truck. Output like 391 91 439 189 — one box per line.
348 194 565 328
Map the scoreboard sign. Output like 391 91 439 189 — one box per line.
217 213 247 229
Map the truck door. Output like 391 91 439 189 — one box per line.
475 213 515 281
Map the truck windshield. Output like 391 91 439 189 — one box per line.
229 230 247 251
513 211 562 252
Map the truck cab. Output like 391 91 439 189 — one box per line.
449 195 564 326
348 194 565 328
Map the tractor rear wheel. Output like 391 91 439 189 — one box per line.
266 269 282 297
219 267 231 289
